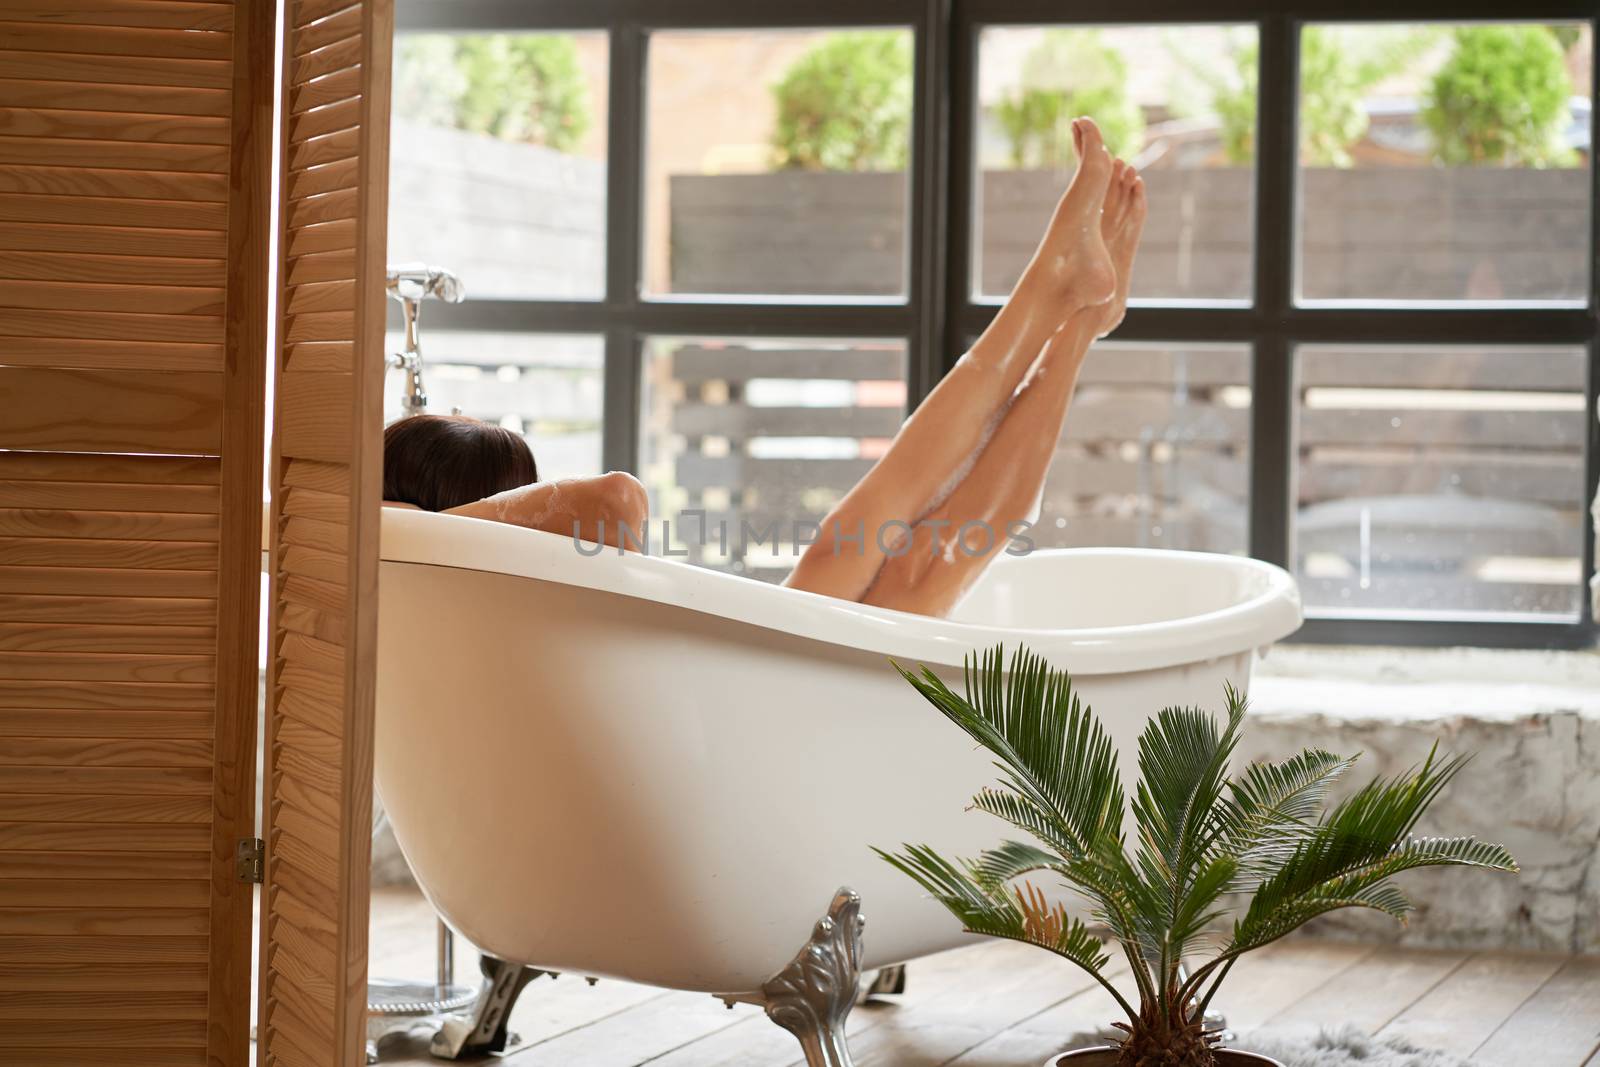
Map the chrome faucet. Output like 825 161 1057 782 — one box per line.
385 264 465 417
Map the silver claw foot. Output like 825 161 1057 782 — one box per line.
1173 960 1234 1045
757 887 865 1067
1204 1004 1235 1046
429 954 547 1059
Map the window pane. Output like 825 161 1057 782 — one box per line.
383 332 603 480
1294 346 1587 619
1296 23 1592 303
1036 343 1251 553
389 33 608 300
645 30 913 297
640 336 908 576
975 25 1258 303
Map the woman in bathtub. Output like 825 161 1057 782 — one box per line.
383 117 1145 619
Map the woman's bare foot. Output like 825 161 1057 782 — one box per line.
1094 158 1147 338
1024 117 1116 315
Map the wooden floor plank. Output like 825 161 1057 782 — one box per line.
842 948 1123 1067
1261 945 1470 1038
639 943 1009 1067
502 989 756 1067
1474 955 1600 1066
941 968 1134 1067
1378 951 1567 1057
351 888 1599 1067
941 1025 1090 1067
368 887 669 1066
965 939 1374 1059
967 958 1135 1053
1208 940 1377 1035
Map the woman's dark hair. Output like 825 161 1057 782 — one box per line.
382 414 537 512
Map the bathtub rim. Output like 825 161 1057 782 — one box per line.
379 508 1303 675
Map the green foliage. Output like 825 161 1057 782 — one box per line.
392 35 466 129
994 30 1143 167
1202 34 1259 167
394 34 590 151
1175 27 1426 167
1299 27 1430 167
1169 29 1259 166
770 32 912 172
1422 26 1576 167
877 646 1516 1060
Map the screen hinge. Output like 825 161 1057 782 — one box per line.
235 837 264 884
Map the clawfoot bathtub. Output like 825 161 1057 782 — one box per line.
374 509 1302 1065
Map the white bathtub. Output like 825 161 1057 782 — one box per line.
374 509 1301 1060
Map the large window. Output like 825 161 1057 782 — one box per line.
393 1 1598 648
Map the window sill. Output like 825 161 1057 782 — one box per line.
1253 643 1600 722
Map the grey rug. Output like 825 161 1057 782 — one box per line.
1062 1027 1486 1066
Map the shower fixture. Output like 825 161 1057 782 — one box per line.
385 263 465 417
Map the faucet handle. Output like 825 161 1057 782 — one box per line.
386 263 465 304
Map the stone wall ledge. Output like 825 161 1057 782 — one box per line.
1245 645 1600 954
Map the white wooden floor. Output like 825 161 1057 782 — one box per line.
369 887 1600 1067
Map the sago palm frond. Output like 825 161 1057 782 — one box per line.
877 644 1518 1061
1128 690 1245 1006
1013 881 1114 976
968 792 1140 920
1179 752 1518 1010
894 648 1154 1007
1215 747 1356 871
967 831 1159 984
895 646 1125 860
1229 746 1481 948
873 843 1133 1019
1231 832 1517 955
1165 854 1237 958
970 788 1092 869
969 837 1065 888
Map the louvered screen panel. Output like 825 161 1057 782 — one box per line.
260 1 391 1064
0 2 272 1065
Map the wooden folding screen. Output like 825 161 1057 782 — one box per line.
258 1 392 1065
0 1 272 1064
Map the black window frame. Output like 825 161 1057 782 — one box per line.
393 0 1600 650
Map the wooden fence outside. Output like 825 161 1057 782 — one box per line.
647 340 1586 617
388 120 605 300
669 166 1591 301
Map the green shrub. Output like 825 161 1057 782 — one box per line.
1422 25 1575 167
770 31 912 172
1299 27 1427 167
394 34 591 152
1205 35 1259 166
1177 27 1426 167
994 30 1143 166
392 35 467 130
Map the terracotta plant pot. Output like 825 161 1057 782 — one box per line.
1050 1048 1284 1067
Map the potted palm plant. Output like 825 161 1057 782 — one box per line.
876 646 1518 1067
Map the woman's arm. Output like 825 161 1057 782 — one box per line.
445 471 649 549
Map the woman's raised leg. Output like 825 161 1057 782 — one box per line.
860 163 1147 617
785 118 1118 602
